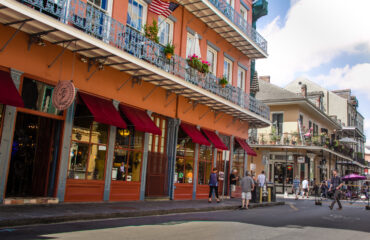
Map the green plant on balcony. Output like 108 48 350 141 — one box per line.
291 131 299 145
260 133 266 144
312 136 320 146
163 42 175 60
144 20 159 43
187 54 202 71
219 76 228 88
200 60 210 74
270 126 279 144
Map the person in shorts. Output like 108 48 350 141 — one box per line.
301 177 309 198
241 171 255 209
293 176 301 200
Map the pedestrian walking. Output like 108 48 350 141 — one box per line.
241 171 255 209
257 171 266 188
320 179 328 198
293 176 301 200
229 169 239 198
329 169 344 210
301 177 309 198
208 168 220 203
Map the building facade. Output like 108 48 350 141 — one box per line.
250 78 364 193
0 0 269 204
286 78 367 174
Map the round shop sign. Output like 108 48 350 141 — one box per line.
52 80 76 110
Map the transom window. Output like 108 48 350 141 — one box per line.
127 0 148 31
158 16 174 46
148 115 166 153
207 46 218 75
224 58 233 84
237 67 245 91
272 113 283 136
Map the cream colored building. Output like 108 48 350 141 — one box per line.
249 78 363 193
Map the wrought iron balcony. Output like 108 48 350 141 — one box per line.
11 0 270 122
208 0 267 53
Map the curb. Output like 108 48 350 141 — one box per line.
0 201 284 228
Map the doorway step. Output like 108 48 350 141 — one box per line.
145 196 171 201
3 197 59 205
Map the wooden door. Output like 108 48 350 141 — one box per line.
145 115 168 197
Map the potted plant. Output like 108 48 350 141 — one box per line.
219 76 228 88
164 42 175 60
200 60 210 74
143 20 159 43
260 134 265 144
312 136 320 146
187 54 202 70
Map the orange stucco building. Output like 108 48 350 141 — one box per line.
0 0 269 204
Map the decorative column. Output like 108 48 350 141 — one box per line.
307 153 316 183
56 100 76 202
166 118 180 200
229 136 234 173
192 143 199 200
0 69 22 203
103 100 119 201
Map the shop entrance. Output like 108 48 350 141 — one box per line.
6 112 61 198
145 115 168 197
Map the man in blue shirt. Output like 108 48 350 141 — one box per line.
293 176 301 200
329 169 344 210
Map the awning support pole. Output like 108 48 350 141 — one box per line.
0 22 26 52
48 41 73 68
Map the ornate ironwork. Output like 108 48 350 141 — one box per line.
18 0 270 121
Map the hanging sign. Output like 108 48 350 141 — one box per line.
250 163 256 171
297 156 305 163
52 80 76 110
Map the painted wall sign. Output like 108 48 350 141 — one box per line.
52 80 76 110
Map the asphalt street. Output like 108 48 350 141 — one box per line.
0 199 369 240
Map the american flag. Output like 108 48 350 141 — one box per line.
149 0 179 18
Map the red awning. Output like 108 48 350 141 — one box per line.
0 70 24 107
119 104 161 135
79 92 127 129
235 138 257 156
180 123 210 146
202 129 228 150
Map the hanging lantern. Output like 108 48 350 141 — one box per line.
123 129 130 136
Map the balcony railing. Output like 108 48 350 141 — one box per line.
208 0 267 54
17 0 270 121
250 133 356 159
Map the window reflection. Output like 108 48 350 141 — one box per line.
112 127 143 182
68 103 108 180
175 129 194 184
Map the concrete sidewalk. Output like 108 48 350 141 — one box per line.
0 199 284 228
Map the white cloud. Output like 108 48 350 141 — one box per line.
257 0 370 86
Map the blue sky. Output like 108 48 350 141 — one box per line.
255 0 370 147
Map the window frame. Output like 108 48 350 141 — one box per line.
127 0 148 32
175 130 196 184
226 0 235 8
148 114 166 153
68 112 110 181
207 46 218 75
271 112 284 136
112 127 144 182
186 32 195 59
224 57 233 85
237 67 245 92
158 16 174 46
198 145 213 185
240 4 248 22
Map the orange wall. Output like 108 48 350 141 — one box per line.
0 23 249 139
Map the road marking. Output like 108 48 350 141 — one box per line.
288 203 298 211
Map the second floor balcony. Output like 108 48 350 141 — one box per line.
0 0 270 127
181 0 268 58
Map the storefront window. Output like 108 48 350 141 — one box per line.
274 162 293 184
232 148 245 184
68 103 108 180
21 77 62 116
112 127 143 182
175 129 195 184
198 145 213 185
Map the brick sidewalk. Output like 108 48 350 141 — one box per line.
0 199 284 227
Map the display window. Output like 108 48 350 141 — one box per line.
232 148 245 185
175 128 195 184
198 145 213 185
68 103 109 180
274 162 293 184
112 126 143 182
